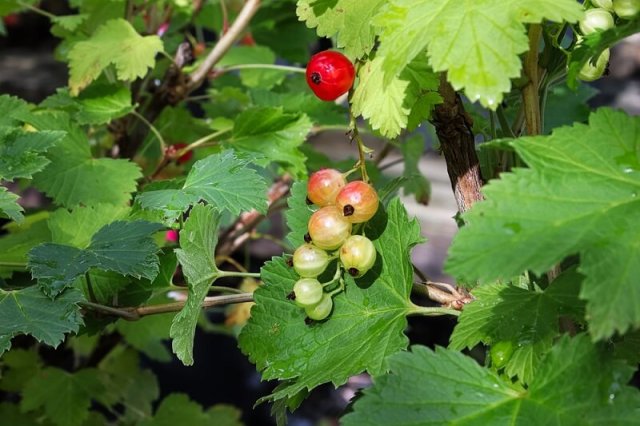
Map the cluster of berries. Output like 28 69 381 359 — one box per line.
577 0 640 81
288 169 379 321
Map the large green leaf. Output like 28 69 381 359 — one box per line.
0 187 23 223
296 0 386 58
170 203 221 365
449 269 584 383
23 111 141 208
228 107 312 178
0 126 64 180
351 55 441 138
48 204 130 248
28 220 163 297
0 216 51 278
342 335 640 425
137 150 269 225
68 18 163 95
374 0 582 108
21 367 105 426
0 287 83 355
446 108 640 340
117 313 173 362
284 180 314 248
239 198 422 402
140 393 243 426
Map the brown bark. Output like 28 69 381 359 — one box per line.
431 75 484 213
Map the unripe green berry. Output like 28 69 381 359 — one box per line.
613 0 640 18
591 0 613 11
340 235 376 278
579 8 615 34
292 278 324 307
578 48 610 82
305 293 333 321
490 341 515 369
293 244 331 277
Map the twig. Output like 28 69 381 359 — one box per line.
188 0 261 89
522 24 542 136
412 281 474 311
80 293 254 321
216 175 292 256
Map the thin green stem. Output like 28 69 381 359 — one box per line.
488 110 497 140
175 127 232 158
348 107 370 182
217 64 305 75
0 261 27 268
85 272 97 303
209 285 246 294
496 105 516 139
18 1 56 19
408 305 461 317
217 270 261 279
131 110 166 154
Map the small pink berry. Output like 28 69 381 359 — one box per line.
166 229 179 243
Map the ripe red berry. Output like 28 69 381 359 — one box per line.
307 169 346 207
308 206 352 250
306 51 355 101
166 143 193 164
336 181 379 223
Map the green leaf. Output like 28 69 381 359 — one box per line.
68 18 163 95
374 0 583 108
117 313 173 362
567 16 640 90
24 112 141 207
207 404 244 426
0 287 83 355
239 198 421 402
250 88 346 125
48 204 130 248
446 108 640 340
0 349 42 392
137 150 269 224
0 186 23 223
21 367 105 426
342 335 640 425
0 217 51 278
28 220 162 297
449 269 584 383
296 0 386 58
228 107 312 178
217 45 285 89
351 55 441 138
51 14 89 32
97 347 159 423
42 85 134 125
142 394 208 425
0 0 38 15
170 204 220 365
0 126 64 180
284 180 314 247
0 95 30 127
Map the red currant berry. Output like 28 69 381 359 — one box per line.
166 143 193 164
293 244 330 277
340 235 376 278
336 181 379 223
307 168 346 207
292 278 324 307
306 51 355 101
305 293 333 320
308 206 352 251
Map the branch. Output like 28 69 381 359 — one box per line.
188 0 262 89
522 24 542 136
216 175 293 256
412 281 474 311
81 293 254 321
431 74 484 213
